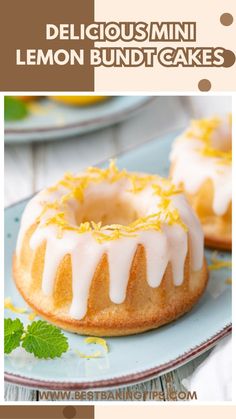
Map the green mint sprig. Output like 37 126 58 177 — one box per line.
4 96 28 121
4 318 69 359
4 318 24 354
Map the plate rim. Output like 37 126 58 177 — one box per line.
5 96 154 137
4 324 231 390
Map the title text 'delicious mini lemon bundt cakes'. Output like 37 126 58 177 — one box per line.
14 162 208 336
170 116 232 250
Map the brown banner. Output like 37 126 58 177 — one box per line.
0 0 94 91
0 406 94 419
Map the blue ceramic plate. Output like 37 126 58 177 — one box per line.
4 132 232 390
5 96 153 143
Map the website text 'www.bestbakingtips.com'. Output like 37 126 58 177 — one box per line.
39 390 197 401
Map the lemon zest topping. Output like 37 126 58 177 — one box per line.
36 201 60 222
38 161 187 242
28 311 37 321
201 146 232 165
208 252 232 271
186 117 221 144
84 337 109 353
4 297 27 314
127 174 157 193
157 198 187 231
75 349 102 359
91 221 102 230
186 116 232 165
152 184 183 197
75 337 109 359
4 298 38 319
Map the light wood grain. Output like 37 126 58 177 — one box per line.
4 384 37 401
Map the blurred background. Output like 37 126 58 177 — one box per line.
5 95 231 206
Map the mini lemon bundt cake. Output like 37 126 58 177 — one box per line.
170 116 232 250
14 162 208 336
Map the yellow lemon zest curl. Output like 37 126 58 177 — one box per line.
186 117 221 144
75 350 102 359
201 146 232 165
84 337 109 353
152 184 183 197
4 298 38 321
208 252 232 271
28 312 37 321
75 337 109 359
156 198 187 231
39 161 187 242
4 298 27 314
185 116 232 166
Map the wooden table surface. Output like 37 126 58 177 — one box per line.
5 96 225 401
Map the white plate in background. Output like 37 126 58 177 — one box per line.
5 96 154 143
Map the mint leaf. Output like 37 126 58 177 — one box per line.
4 318 69 359
4 96 28 121
4 318 24 354
22 320 69 359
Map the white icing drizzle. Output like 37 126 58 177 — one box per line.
141 231 169 288
170 116 232 216
172 194 204 271
107 238 138 303
16 171 204 320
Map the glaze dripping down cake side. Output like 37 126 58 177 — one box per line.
14 162 208 336
170 115 232 250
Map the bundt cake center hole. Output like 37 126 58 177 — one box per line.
77 197 140 227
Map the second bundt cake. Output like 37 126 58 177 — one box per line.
170 115 232 250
